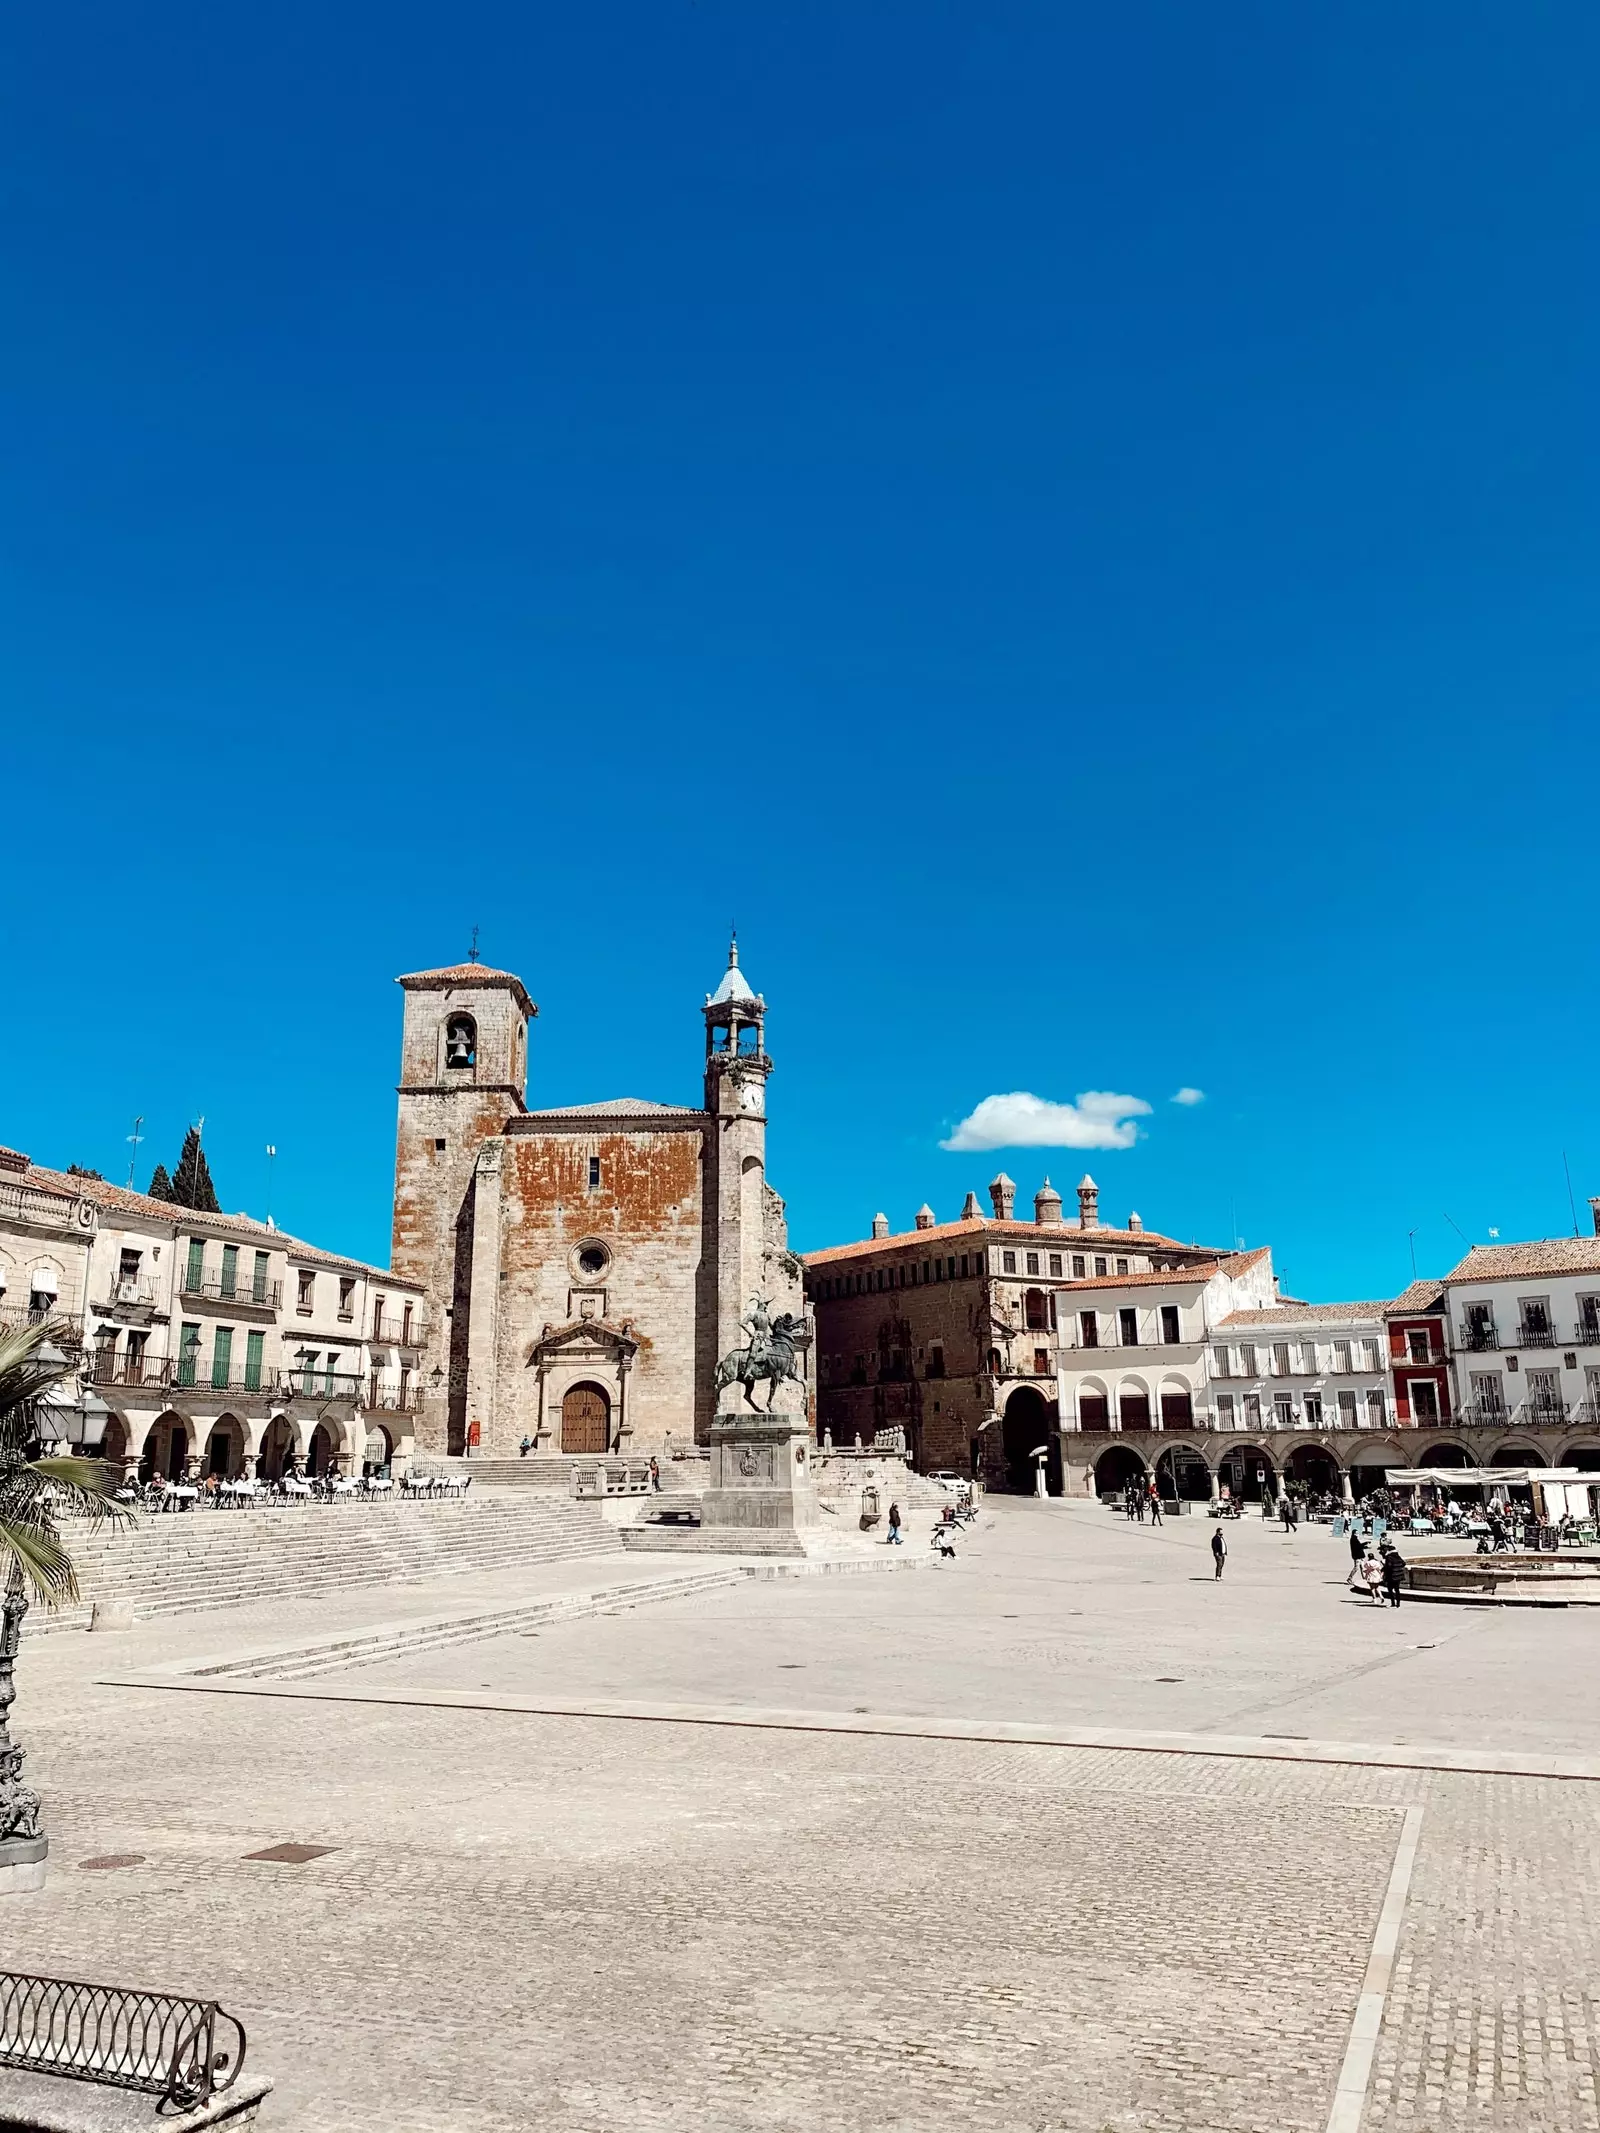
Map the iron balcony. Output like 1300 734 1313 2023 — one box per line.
179 1274 283 1312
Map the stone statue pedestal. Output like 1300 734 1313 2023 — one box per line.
698 1385 817 1551
0 1834 47 1896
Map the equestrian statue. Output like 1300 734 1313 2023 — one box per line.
714 1295 807 1413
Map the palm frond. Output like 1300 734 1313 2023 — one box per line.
0 1321 120 1606
0 1518 78 1604
26 1457 130 1525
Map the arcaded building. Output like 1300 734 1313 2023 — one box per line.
391 942 804 1460
804 1174 1223 1489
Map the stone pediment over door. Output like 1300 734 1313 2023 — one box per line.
526 1318 640 1454
528 1319 640 1371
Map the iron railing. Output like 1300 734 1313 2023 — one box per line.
1458 1323 1499 1351
1574 1320 1600 1347
366 1380 421 1413
1513 1325 1558 1349
281 1370 364 1402
179 1274 282 1310
0 1969 246 2108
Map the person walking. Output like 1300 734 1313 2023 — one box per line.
887 1500 903 1545
1347 1523 1367 1581
1148 1489 1163 1528
648 1455 660 1493
1211 1526 1227 1580
1135 1488 1146 1523
1381 1546 1404 1608
1280 1495 1295 1535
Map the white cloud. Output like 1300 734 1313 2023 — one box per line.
1170 1086 1205 1107
940 1090 1152 1153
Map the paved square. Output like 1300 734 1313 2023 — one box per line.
12 1501 1600 2130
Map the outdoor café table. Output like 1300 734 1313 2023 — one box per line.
365 1476 394 1495
165 1484 200 1513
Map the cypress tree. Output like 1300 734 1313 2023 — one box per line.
170 1129 220 1213
146 1164 175 1202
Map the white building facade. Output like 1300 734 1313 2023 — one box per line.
0 1145 427 1481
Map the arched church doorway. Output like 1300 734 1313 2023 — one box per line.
1001 1386 1057 1493
561 1382 611 1456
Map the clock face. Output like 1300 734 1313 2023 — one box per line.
739 1080 765 1116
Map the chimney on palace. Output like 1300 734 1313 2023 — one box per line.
871 1213 889 1239
1034 1178 1064 1227
914 1204 936 1231
961 1190 981 1219
1076 1175 1100 1229
988 1173 1016 1220
1590 1196 1600 1237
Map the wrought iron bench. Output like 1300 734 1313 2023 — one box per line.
0 1970 260 2123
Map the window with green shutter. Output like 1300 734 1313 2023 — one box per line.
252 1251 270 1305
185 1239 204 1294
211 1327 233 1389
244 1330 265 1391
221 1244 238 1299
178 1323 201 1388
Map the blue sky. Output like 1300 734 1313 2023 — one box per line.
4 1 1598 1299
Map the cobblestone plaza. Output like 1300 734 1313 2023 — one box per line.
15 1502 1600 2131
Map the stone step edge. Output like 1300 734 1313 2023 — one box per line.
32 1538 620 1634
177 1569 750 1680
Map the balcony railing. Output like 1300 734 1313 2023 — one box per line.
1572 1320 1600 1347
98 1279 162 1311
0 1179 82 1231
371 1316 423 1346
1458 1323 1499 1351
0 1306 84 1347
1513 1325 1558 1349
280 1370 364 1403
1511 1399 1570 1427
180 1274 282 1311
366 1380 420 1413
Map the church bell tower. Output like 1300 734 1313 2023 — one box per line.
702 936 774 1422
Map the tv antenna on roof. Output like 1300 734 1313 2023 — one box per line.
125 1115 144 1190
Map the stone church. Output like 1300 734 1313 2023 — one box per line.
390 941 805 1460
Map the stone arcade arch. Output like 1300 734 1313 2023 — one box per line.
1489 1442 1546 1467
1001 1385 1059 1494
1282 1442 1341 1497
204 1415 246 1479
1094 1443 1147 1497
1218 1442 1277 1504
259 1414 303 1481
141 1413 193 1483
1417 1439 1478 1468
1155 1441 1210 1502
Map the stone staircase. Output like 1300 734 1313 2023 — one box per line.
192 1565 749 1680
38 1495 617 1634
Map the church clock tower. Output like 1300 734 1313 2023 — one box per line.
702 937 776 1416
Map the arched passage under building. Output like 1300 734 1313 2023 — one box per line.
1419 1441 1477 1468
1155 1442 1211 1502
1218 1444 1276 1504
1491 1444 1545 1467
1094 1443 1147 1498
1001 1386 1059 1494
1283 1442 1340 1498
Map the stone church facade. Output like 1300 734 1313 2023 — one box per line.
390 943 804 1460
